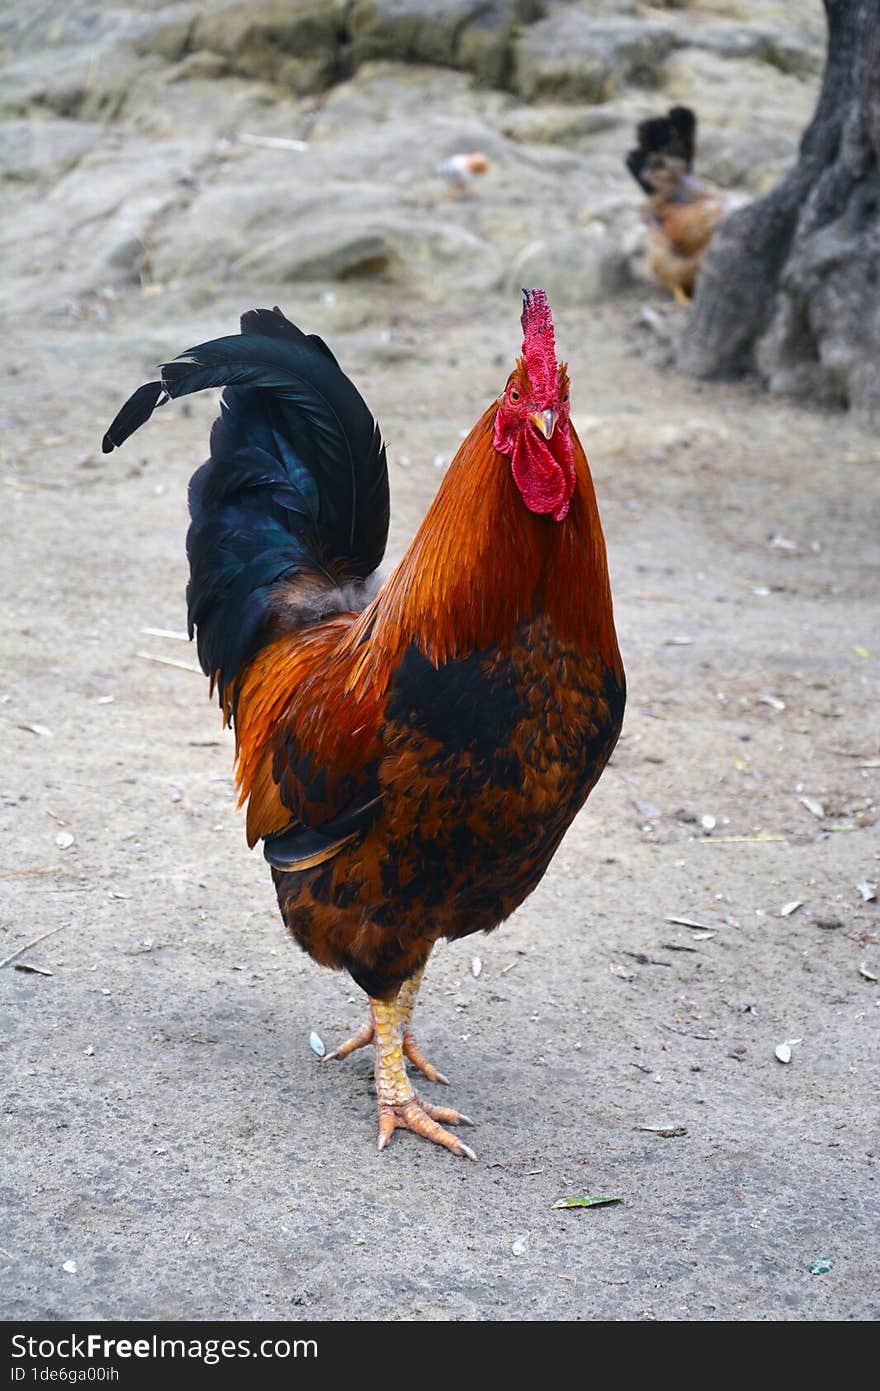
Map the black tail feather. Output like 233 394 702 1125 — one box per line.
102 307 389 710
102 380 167 452
626 105 697 190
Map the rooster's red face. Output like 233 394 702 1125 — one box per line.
493 289 576 523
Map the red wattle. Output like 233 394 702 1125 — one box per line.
510 432 574 523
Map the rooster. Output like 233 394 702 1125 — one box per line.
626 105 734 304
103 291 625 1160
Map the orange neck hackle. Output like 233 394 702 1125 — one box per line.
354 403 621 677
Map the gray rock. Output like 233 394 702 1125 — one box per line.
185 0 540 92
0 130 211 308
105 235 152 278
456 3 530 87
250 223 398 283
510 231 631 305
684 25 774 64
191 0 346 85
685 24 823 78
697 127 799 194
276 53 337 96
0 118 101 183
347 0 540 86
512 12 679 104
0 42 148 122
758 31 824 79
168 52 232 83
128 5 201 63
152 182 502 300
660 50 819 148
498 103 623 148
348 0 472 67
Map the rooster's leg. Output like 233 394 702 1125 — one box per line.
323 962 450 1084
371 995 476 1160
397 966 450 1085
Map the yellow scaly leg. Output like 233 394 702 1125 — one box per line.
371 995 475 1160
323 961 450 1084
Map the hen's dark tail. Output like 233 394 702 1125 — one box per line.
626 105 696 192
103 307 389 714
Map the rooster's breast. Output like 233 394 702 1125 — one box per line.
377 614 625 937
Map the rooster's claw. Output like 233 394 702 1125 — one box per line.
377 1099 477 1160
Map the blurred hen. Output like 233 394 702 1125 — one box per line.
627 105 737 303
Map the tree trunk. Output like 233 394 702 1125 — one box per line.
677 0 880 425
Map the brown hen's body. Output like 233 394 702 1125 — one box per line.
102 292 624 1159
644 188 730 299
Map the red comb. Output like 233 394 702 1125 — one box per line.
520 288 557 403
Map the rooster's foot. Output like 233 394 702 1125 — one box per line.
377 1098 476 1160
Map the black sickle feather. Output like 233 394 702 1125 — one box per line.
102 306 390 707
102 381 168 452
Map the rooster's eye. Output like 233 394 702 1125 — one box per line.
510 389 520 402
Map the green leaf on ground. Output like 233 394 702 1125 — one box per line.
552 1196 622 1210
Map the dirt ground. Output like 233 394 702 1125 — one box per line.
1 0 877 1325
2 283 878 1323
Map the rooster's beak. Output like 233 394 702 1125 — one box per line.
531 409 556 440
